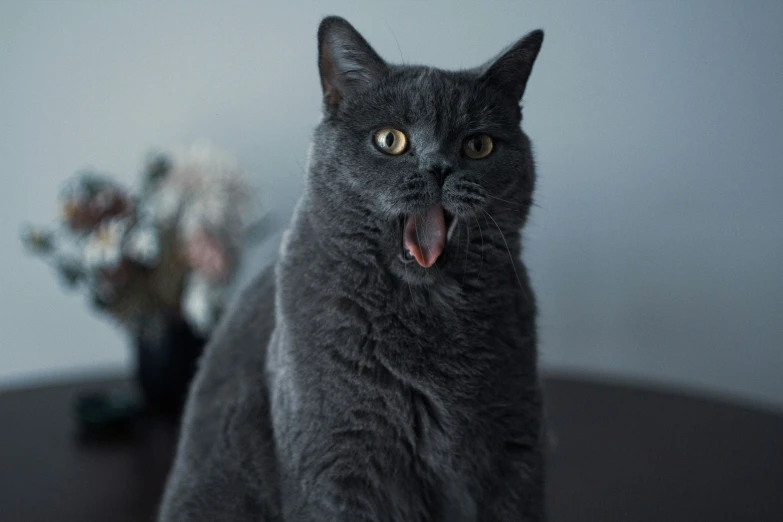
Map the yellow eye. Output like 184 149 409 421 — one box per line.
462 134 494 159
374 128 408 155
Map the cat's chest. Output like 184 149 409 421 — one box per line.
273 294 508 518
373 306 464 354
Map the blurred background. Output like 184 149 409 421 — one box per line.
1 0 781 409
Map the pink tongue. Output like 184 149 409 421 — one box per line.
404 203 446 268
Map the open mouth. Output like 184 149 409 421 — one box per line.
399 203 458 267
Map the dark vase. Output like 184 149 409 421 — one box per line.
73 312 206 437
134 312 206 414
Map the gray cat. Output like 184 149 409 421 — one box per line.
159 16 545 522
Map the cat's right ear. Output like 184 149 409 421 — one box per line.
318 17 387 110
479 29 544 103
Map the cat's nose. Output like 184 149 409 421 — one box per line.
426 162 454 186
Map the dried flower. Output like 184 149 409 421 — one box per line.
124 225 160 266
20 143 261 336
83 219 128 270
21 226 54 253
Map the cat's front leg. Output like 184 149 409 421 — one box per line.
288 447 431 522
295 479 389 522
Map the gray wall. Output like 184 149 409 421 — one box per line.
1 1 781 407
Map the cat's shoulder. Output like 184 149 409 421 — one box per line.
158 263 279 521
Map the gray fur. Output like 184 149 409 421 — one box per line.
159 16 545 522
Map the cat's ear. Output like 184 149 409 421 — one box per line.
479 29 544 102
318 16 387 109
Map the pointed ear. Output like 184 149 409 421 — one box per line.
318 16 387 109
479 29 544 102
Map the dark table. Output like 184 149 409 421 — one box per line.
1 374 782 521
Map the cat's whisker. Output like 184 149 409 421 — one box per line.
461 218 470 290
482 209 524 290
403 204 414 299
425 222 447 283
384 21 405 64
433 258 445 283
473 214 484 280
486 193 524 207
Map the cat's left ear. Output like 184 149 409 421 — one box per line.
479 29 544 102
318 16 387 110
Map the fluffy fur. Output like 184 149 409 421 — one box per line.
159 16 545 521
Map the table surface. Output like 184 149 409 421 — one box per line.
1 375 782 522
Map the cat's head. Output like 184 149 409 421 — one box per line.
308 16 543 285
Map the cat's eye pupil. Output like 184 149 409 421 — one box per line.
463 134 493 159
374 128 407 155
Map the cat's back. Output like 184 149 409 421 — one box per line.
158 265 281 521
